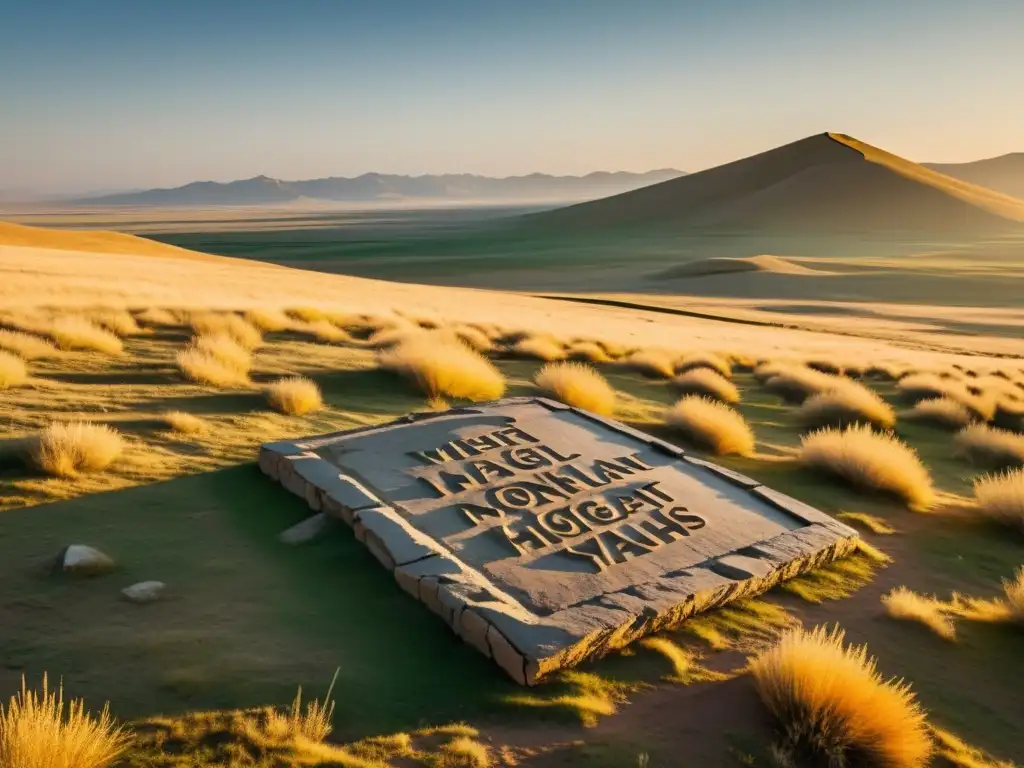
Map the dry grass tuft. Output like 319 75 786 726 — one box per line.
797 380 896 430
0 351 28 389
31 422 125 477
440 736 492 768
48 316 124 354
898 373 995 421
906 397 975 430
882 587 957 641
87 309 142 336
931 727 1016 768
379 336 506 402
286 306 327 323
763 366 842 404
566 341 612 364
1002 567 1024 624
0 329 59 360
751 625 933 768
0 673 128 768
676 351 732 378
534 362 616 415
511 335 566 362
189 312 262 349
160 410 208 435
176 346 250 388
134 307 182 327
244 308 293 332
972 469 1024 532
623 348 676 379
799 425 935 509
451 325 494 354
753 360 792 384
191 333 253 373
265 376 324 416
300 319 352 344
836 512 896 535
670 368 740 404
666 396 755 456
865 363 905 381
956 425 1024 469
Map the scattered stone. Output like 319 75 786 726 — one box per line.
278 512 329 544
56 545 115 577
121 581 166 604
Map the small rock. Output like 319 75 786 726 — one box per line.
121 581 166 604
58 545 116 577
279 512 329 545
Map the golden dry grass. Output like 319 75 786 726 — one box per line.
623 348 676 379
666 396 755 456
48 316 124 355
534 362 616 415
836 511 896 535
972 469 1024 532
31 422 125 478
675 351 732 378
797 380 896 430
931 727 1016 768
882 587 957 641
300 319 352 344
440 736 492 768
191 333 253 372
906 397 975 430
0 329 59 360
160 410 208 436
265 376 324 416
379 335 506 402
134 307 182 327
956 425 1024 469
1002 567 1024 624
751 625 932 768
0 351 28 389
510 335 566 362
176 347 251 388
0 674 128 768
670 368 740 404
451 325 494 354
566 340 613 363
286 306 327 323
898 373 995 421
753 359 793 384
189 312 262 350
86 309 143 337
243 308 293 332
763 366 842 404
799 425 935 509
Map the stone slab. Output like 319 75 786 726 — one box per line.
259 396 858 684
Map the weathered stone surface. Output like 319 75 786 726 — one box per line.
122 581 166 603
57 545 115 577
279 513 330 545
260 396 858 685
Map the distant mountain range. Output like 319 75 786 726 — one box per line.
925 154 1024 199
528 133 1024 235
72 170 686 206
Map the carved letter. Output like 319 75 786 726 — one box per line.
590 458 631 484
561 463 609 489
600 527 654 564
563 535 612 572
574 498 627 526
456 503 505 525
637 508 690 545
618 453 655 472
503 524 550 556
538 468 584 495
464 433 503 453
667 506 706 532
537 507 591 539
609 491 648 518
496 426 540 446
501 447 551 471
636 481 672 505
439 469 478 495
465 458 515 484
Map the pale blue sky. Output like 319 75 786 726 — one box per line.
1 0 1022 192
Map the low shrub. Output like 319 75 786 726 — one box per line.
191 333 252 373
511 335 566 362
670 368 740 404
763 366 841 404
882 587 956 640
972 468 1024 532
675 351 732 378
799 425 935 509
534 362 615 415
0 350 28 389
266 376 324 416
48 317 123 354
31 422 124 477
797 380 895 430
566 341 612 364
0 329 58 360
176 348 250 388
666 396 754 456
379 336 506 402
189 312 262 349
451 325 494 353
956 424 1024 469
160 411 208 435
623 348 676 379
906 397 974 430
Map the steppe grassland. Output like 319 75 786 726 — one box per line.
2 241 1024 766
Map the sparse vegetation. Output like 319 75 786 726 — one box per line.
566 340 613 363
134 307 182 327
534 361 616 415
972 469 1024 532
0 350 28 389
451 325 494 353
301 318 352 343
623 348 676 379
189 312 262 349
31 421 125 477
799 425 935 509
87 309 142 336
906 397 975 430
49 316 124 354
751 625 932 768
0 674 128 768
0 329 58 359
511 335 565 361
244 308 293 332
666 396 755 456
160 410 208 435
670 368 740 404
836 511 896 534
675 351 731 378
379 335 506 402
882 587 957 640
956 424 1024 469
191 332 253 373
176 346 250 388
797 380 896 430
763 365 841 404
266 376 324 416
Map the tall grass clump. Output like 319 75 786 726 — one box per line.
379 335 506 402
972 469 1024 533
566 341 612 364
176 342 250 388
87 309 142 336
451 325 494 354
49 317 123 355
1003 567 1024 624
623 348 676 379
751 625 932 768
134 307 182 327
266 376 324 416
675 351 731 378
160 411 208 436
31 422 125 477
534 362 615 416
0 351 28 389
0 329 58 360
799 425 935 509
881 587 957 640
898 373 994 420
301 319 352 343
0 674 128 768
666 396 754 456
189 312 262 350
906 397 974 430
244 308 293 332
191 333 252 373
956 424 1024 469
286 306 327 323
670 368 740 404
763 365 841 404
798 380 896 430
510 335 566 362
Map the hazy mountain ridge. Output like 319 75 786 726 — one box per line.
73 169 686 206
925 153 1024 199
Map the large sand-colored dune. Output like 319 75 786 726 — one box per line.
926 153 1024 200
0 221 230 261
529 133 1024 234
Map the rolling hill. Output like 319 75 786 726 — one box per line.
528 133 1024 234
926 153 1024 199
73 169 685 207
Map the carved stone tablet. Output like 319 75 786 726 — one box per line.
259 397 858 684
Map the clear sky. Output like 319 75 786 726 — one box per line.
2 0 1022 193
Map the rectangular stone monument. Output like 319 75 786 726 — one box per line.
259 397 858 684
